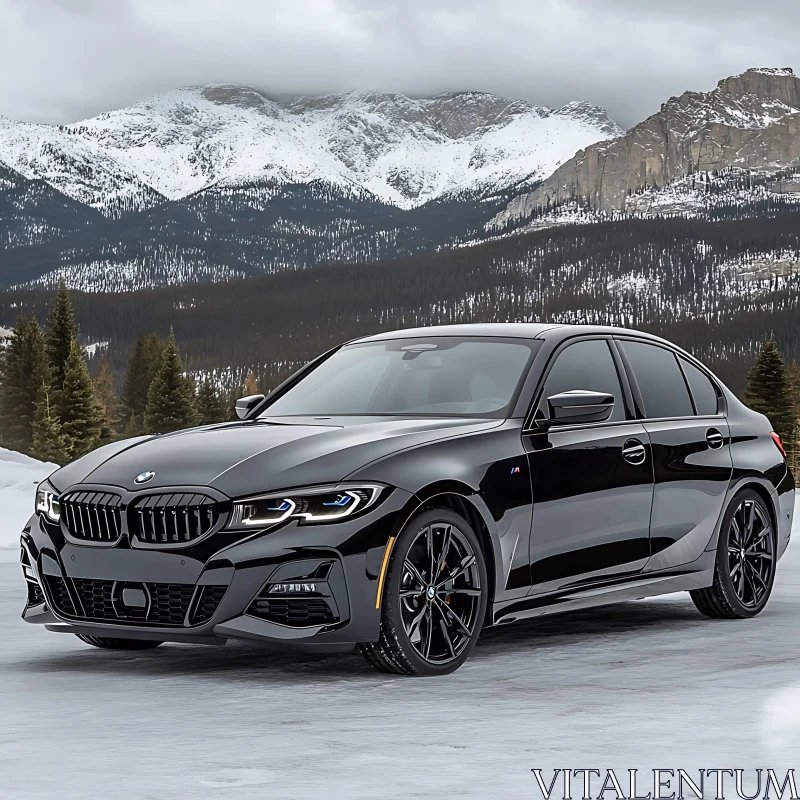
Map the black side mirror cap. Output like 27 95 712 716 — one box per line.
542 389 615 427
235 394 265 420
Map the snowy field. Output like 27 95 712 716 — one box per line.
1 454 799 798
0 447 55 556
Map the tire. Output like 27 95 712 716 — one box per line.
690 488 777 619
76 635 163 650
360 507 489 676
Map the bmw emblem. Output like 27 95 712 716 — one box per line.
427 586 436 600
134 471 156 485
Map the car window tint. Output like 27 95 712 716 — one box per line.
620 340 693 419
263 338 538 417
540 339 625 422
679 357 719 416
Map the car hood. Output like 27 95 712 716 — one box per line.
50 417 502 497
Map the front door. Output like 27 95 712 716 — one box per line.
524 338 655 595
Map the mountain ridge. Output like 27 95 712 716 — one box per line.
0 86 622 214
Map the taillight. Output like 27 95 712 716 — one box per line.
771 432 787 458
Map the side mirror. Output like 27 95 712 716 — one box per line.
235 394 265 420
539 389 614 427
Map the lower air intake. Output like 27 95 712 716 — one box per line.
45 577 227 627
247 596 336 627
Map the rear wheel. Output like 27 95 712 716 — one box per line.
690 489 776 619
76 635 163 650
360 508 488 676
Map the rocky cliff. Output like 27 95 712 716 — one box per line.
491 67 800 226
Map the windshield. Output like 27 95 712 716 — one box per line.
261 337 540 418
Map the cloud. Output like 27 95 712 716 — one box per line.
0 0 798 127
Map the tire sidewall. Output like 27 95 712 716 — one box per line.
715 489 776 618
383 507 489 676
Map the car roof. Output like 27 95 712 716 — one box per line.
351 322 673 345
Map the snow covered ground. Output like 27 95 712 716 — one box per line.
1 454 799 798
0 448 55 555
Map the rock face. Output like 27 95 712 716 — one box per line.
491 68 800 226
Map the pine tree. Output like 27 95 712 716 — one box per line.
0 315 48 454
45 281 78 400
121 333 164 434
30 384 69 465
745 339 795 451
196 379 225 425
785 360 800 474
58 341 102 459
144 329 197 434
93 358 119 443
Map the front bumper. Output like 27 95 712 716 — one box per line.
20 486 415 651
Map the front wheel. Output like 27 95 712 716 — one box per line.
76 635 163 650
360 508 489 676
690 489 777 619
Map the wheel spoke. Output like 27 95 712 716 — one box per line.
749 564 768 591
744 502 756 546
436 605 456 659
422 607 434 659
436 555 477 588
730 561 742 579
747 551 773 562
436 597 472 637
426 526 436 581
399 588 424 598
434 525 452 583
744 564 759 605
406 604 427 641
403 559 426 589
730 518 744 547
445 587 482 597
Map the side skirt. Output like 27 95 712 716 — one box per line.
490 551 715 626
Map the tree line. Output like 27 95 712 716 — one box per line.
0 282 258 464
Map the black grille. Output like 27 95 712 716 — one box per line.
248 597 336 627
72 578 117 620
146 583 196 625
191 586 228 625
61 491 123 543
47 578 228 627
44 576 76 616
130 494 221 545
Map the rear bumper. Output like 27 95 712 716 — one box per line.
20 487 415 651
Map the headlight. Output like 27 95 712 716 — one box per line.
35 480 60 523
228 484 384 530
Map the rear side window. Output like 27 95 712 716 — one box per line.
539 339 625 422
619 340 693 419
679 357 719 416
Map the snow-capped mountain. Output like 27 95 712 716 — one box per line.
0 86 622 215
490 67 800 229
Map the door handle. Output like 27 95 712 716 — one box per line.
706 428 724 449
622 439 647 465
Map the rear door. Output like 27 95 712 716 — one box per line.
524 337 655 594
615 338 733 570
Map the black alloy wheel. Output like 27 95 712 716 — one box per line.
690 489 777 619
360 508 488 675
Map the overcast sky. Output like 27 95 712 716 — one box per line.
1 0 797 128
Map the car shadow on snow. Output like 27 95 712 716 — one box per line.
9 597 711 682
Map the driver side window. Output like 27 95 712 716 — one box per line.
539 339 626 423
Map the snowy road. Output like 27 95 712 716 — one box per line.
2 516 800 799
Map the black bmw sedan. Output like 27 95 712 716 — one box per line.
20 324 795 675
